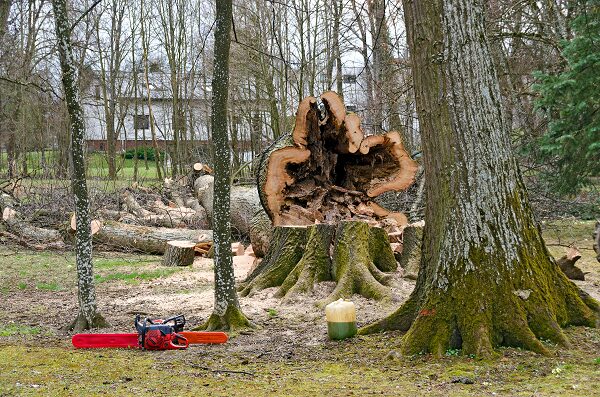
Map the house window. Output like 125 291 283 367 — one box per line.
343 74 357 84
134 114 150 130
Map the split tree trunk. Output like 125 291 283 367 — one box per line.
53 0 107 331
243 91 417 302
359 0 598 357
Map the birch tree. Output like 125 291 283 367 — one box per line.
52 0 108 331
360 0 599 356
198 0 251 331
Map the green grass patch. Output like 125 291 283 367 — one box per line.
94 257 158 269
94 268 178 284
0 324 41 337
35 282 61 291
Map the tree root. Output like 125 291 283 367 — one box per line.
241 220 395 304
359 253 599 358
63 311 109 333
193 304 255 333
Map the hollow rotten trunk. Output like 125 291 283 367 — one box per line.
241 91 417 304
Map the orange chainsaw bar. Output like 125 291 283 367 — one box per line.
72 331 228 349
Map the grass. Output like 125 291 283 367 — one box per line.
0 150 162 181
0 329 600 396
94 268 179 284
0 324 41 337
35 282 62 291
0 220 599 395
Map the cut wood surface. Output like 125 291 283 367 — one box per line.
162 240 196 266
257 91 417 228
70 213 102 235
93 220 212 254
232 242 245 256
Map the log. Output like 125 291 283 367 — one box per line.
70 213 102 235
557 246 585 281
93 220 212 254
2 207 63 245
194 174 262 236
162 240 196 266
122 190 153 218
398 222 424 280
257 92 418 228
249 209 273 257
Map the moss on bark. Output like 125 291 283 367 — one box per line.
239 226 308 297
241 220 395 305
276 224 334 299
369 226 397 272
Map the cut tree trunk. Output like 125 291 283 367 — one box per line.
398 222 424 280
249 209 273 258
93 220 212 254
162 240 196 266
3 207 63 245
557 247 585 281
245 91 416 302
194 174 262 236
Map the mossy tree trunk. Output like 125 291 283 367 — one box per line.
359 0 599 357
198 0 251 332
240 221 396 305
52 0 108 331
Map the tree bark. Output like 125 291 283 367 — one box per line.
52 0 108 331
359 0 599 357
196 0 251 332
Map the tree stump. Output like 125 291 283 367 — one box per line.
162 240 196 266
243 92 418 303
557 247 585 281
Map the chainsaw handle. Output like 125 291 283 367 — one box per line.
170 333 188 350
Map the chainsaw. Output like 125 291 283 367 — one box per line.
72 314 227 350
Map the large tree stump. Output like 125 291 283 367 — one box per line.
244 92 418 302
162 241 196 266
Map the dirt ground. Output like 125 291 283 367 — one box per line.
0 219 599 396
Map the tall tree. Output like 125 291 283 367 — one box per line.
198 0 251 331
360 0 598 356
52 0 108 331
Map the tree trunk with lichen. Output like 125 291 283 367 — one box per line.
53 0 108 331
196 0 251 332
243 91 416 302
359 0 599 357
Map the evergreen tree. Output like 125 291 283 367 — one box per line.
534 1 600 194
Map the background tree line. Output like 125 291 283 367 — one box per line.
0 0 597 211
